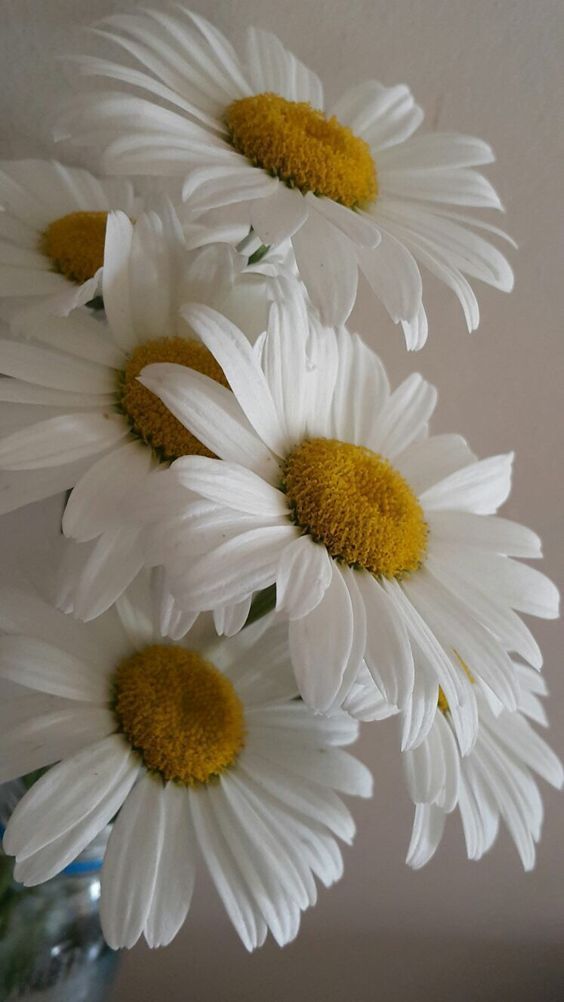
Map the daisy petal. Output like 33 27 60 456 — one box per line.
420 453 514 514
276 536 333 619
292 209 357 326
357 573 414 708
5 736 138 883
0 635 108 702
181 304 288 456
173 455 287 516
289 563 356 712
330 81 423 149
406 803 445 869
250 184 308 244
173 526 296 609
139 364 278 482
0 413 128 471
245 27 323 106
370 373 437 458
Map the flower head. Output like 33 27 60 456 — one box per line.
138 298 558 754
0 203 293 620
402 661 563 870
0 575 371 950
60 7 514 345
0 160 136 323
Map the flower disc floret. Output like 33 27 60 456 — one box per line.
225 92 377 208
118 337 228 462
41 211 108 284
283 437 427 577
113 644 246 786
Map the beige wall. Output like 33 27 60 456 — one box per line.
1 1 563 998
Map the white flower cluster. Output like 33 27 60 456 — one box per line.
0 7 560 954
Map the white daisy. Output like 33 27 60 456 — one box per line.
0 204 292 620
0 574 371 950
0 159 137 323
60 6 513 345
137 297 559 752
404 661 563 870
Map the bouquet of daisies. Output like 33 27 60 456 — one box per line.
0 6 560 956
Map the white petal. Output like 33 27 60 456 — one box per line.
330 81 423 149
313 197 381 247
63 440 154 542
190 787 265 951
102 210 136 350
420 453 514 514
369 373 437 458
250 185 308 244
357 226 422 324
261 287 311 444
403 571 520 712
0 413 128 470
0 704 115 784
182 304 288 457
331 330 390 445
173 526 296 609
72 527 146 622
289 563 357 712
395 434 476 495
357 573 414 708
378 133 495 171
144 783 198 948
173 455 287 516
406 803 445 869
101 773 196 949
0 635 109 702
0 340 114 394
138 364 278 483
5 736 138 883
292 209 358 326
276 536 333 619
427 511 542 558
450 551 559 620
245 26 323 106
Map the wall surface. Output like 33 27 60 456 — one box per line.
1 1 563 999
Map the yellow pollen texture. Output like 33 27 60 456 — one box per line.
41 211 108 284
113 644 246 786
283 438 427 577
118 337 228 462
225 92 377 208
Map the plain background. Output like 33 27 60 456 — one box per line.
0 1 563 999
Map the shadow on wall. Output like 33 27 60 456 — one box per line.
109 930 564 1002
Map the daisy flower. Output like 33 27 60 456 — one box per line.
0 574 371 950
61 7 513 345
0 159 137 323
404 661 563 870
0 204 292 619
137 297 559 752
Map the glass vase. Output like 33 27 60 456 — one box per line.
0 782 118 1002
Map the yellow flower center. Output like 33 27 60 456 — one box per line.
118 337 228 462
113 644 246 786
225 92 377 208
283 438 427 577
41 211 108 284
438 654 475 714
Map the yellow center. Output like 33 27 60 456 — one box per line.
438 654 476 714
41 211 108 284
225 92 377 208
113 644 245 786
283 438 427 577
118 337 228 462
